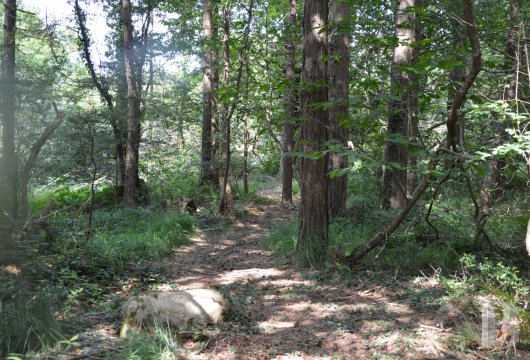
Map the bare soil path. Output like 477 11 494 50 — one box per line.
161 192 454 360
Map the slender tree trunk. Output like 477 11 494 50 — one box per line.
482 0 521 205
406 1 422 194
383 0 420 209
137 4 152 100
200 0 216 185
211 5 220 187
298 0 329 267
1 0 18 226
282 0 297 206
116 82 129 187
74 0 127 189
219 5 235 216
328 0 350 219
243 62 250 194
86 119 97 237
122 0 142 207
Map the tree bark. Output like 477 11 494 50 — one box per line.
298 0 329 266
526 218 530 257
200 0 217 185
122 0 142 207
328 0 350 219
1 0 18 224
383 0 420 209
282 0 297 206
218 5 235 216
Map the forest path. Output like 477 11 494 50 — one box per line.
162 189 453 360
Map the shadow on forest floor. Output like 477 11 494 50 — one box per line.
41 190 528 360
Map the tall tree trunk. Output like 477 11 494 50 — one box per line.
383 0 420 209
1 0 18 226
243 61 251 194
482 0 521 206
122 0 142 207
282 0 297 206
200 0 217 185
328 0 350 219
211 4 220 187
298 0 329 267
218 5 235 216
74 0 126 189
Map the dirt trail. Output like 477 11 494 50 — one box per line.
162 192 453 360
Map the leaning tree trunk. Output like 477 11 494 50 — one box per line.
74 0 127 189
282 0 297 206
383 0 420 209
328 0 350 219
18 104 64 220
298 0 329 267
200 0 217 185
346 0 482 263
1 0 18 226
122 0 142 207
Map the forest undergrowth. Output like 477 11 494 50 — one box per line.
1 174 528 359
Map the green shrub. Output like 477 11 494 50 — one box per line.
29 182 117 212
452 254 529 303
260 155 280 176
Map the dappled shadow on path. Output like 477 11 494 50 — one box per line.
162 194 452 359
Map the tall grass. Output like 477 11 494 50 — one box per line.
110 323 182 360
0 292 64 358
55 208 196 275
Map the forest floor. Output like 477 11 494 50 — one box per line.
50 186 513 360
160 191 453 360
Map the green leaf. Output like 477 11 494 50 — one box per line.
386 162 406 170
306 151 327 160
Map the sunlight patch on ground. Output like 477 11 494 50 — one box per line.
259 321 296 333
217 267 286 284
261 278 314 288
2 265 21 276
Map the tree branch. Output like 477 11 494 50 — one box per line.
346 0 482 264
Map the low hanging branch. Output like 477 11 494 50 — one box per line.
346 0 482 264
